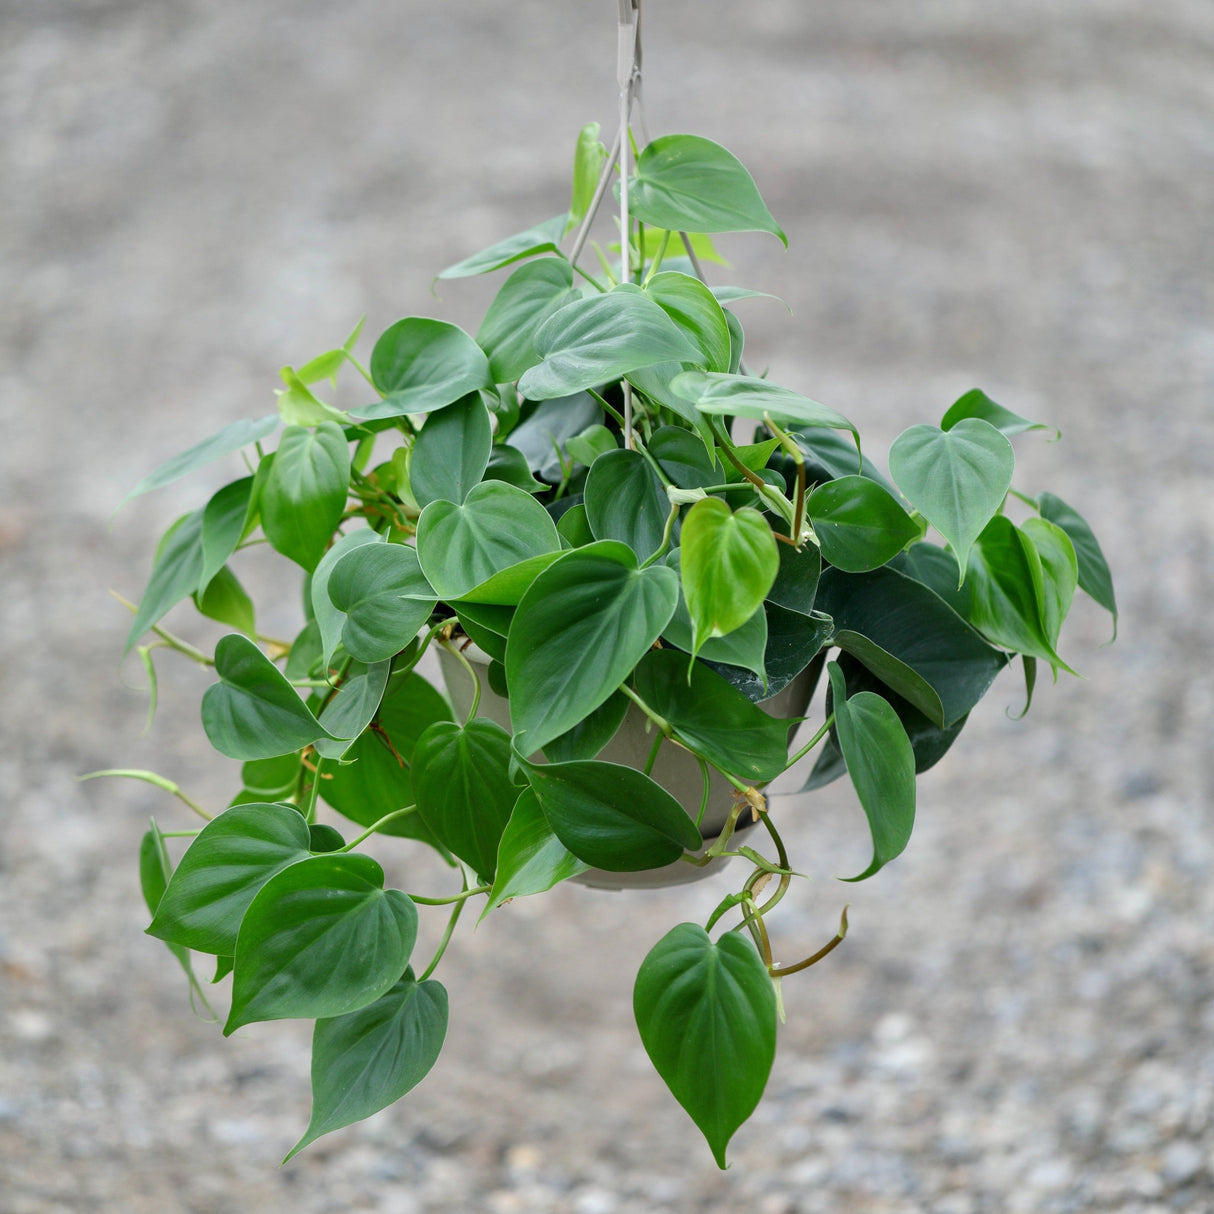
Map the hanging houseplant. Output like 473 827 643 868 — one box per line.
99 1 1117 1169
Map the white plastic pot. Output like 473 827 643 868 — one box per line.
435 643 819 890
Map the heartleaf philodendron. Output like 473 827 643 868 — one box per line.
115 90 1112 1168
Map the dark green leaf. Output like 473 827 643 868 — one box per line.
634 923 776 1169
889 543 972 618
525 759 702 871
437 215 569 279
261 422 351 572
789 427 895 494
583 449 670 561
286 971 447 1161
941 388 1058 439
484 444 544 493
700 605 829 703
412 719 517 880
193 565 256 636
542 691 629 763
888 419 1013 583
634 650 792 782
505 541 679 754
310 528 385 668
126 510 204 652
644 271 731 373
202 634 335 760
518 286 700 401
483 788 590 915
226 853 417 1033
627 134 786 245
308 824 346 853
199 477 255 591
827 662 916 881
417 481 561 600
556 502 595 548
806 476 921 573
680 497 778 657
147 802 311 955
354 319 491 419
477 260 580 383
648 426 721 489
767 530 821 615
1037 492 1117 630
627 364 715 450
241 753 302 799
124 415 279 501
328 544 436 663
453 551 564 607
409 392 492 507
504 392 602 480
315 660 391 759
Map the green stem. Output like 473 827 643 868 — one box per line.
763 413 809 547
571 261 608 292
678 231 708 284
345 353 379 392
1008 486 1040 509
642 731 662 777
641 229 672 286
409 883 491 907
439 640 481 723
618 683 672 737
111 592 214 667
587 387 628 431
160 829 202 838
786 712 835 769
695 757 711 829
78 769 213 822
638 503 679 569
302 755 324 825
707 418 796 529
420 882 471 982
768 906 849 977
339 805 419 852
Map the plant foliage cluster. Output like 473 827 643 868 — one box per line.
106 122 1115 1167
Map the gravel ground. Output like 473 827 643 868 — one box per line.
2 1 1213 1211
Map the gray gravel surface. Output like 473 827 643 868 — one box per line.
2 1 1213 1211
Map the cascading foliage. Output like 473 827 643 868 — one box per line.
105 123 1116 1168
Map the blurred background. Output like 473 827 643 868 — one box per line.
2 1 1212 1211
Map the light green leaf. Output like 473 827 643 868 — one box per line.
1021 517 1078 656
483 788 589 916
123 415 279 501
644 272 732 373
193 565 256 636
226 853 417 1033
314 660 391 759
827 662 916 882
888 418 1013 583
328 544 437 663
680 497 779 657
806 476 921 573
941 388 1058 439
126 510 204 652
286 971 447 1161
517 285 701 401
276 368 349 427
570 122 607 226
437 214 569 279
311 528 385 669
564 424 618 469
409 392 492 507
634 923 776 1169
202 634 335 760
1036 492 1117 632
583 449 670 561
199 477 255 591
505 541 679 754
261 422 351 572
627 134 786 245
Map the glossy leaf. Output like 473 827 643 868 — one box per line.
815 566 1007 727
412 718 517 881
328 544 436 663
505 541 679 754
635 650 792 782
941 388 1058 439
627 134 786 244
806 475 920 573
888 418 1013 583
124 414 279 501
790 427 896 494
541 690 629 763
477 259 580 383
241 753 302 799
672 371 858 445
308 824 346 853
416 480 561 600
199 476 255 591
1021 518 1078 656
583 449 670 561
315 660 391 759
627 364 715 450
126 510 204 652
261 422 351 572
226 853 417 1033
517 286 700 401
701 604 829 703
354 319 491 419
202 634 335 760
286 971 447 1161
194 565 256 636
827 662 916 882
484 444 545 493
634 923 776 1169
454 550 565 606
311 528 384 668
148 803 311 955
483 788 590 915
648 426 721 489
437 214 569 279
408 392 492 507
556 502 595 548
644 272 731 374
525 759 702 871
1037 492 1117 629
504 392 602 481
767 530 821 615
680 497 779 657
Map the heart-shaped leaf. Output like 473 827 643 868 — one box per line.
504 392 602 481
193 565 255 636
285 970 448 1161
644 272 731 374
261 422 351 572
309 527 385 668
648 426 721 489
202 634 335 760
888 418 1013 583
416 480 561 600
505 541 679 754
328 544 437 663
541 691 629 763
1036 492 1117 633
627 134 786 244
941 388 1058 439
680 497 779 658
411 718 517 881
437 214 569 279
409 392 493 507
634 923 776 1169
517 286 700 401
314 660 392 759
483 788 590 916
226 853 417 1033
147 803 311 955
583 449 670 561
524 759 702 871
827 662 916 882
353 319 491 419
477 259 580 383
806 475 921 573
124 414 279 501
